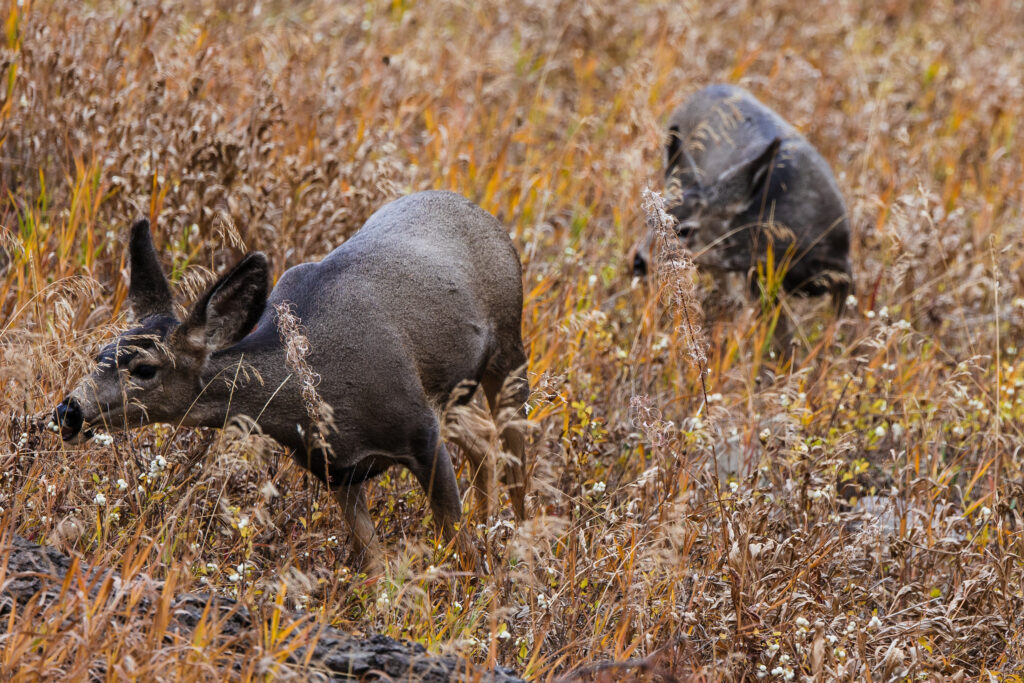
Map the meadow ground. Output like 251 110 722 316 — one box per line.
2 0 1024 680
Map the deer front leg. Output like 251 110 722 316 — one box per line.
332 483 382 574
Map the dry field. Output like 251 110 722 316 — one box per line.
3 0 1024 680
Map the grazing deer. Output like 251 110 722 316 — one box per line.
53 191 529 568
633 84 853 312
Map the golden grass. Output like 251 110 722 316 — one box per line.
3 0 1024 679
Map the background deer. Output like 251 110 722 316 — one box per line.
633 84 853 312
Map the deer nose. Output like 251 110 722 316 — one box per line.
54 398 83 440
632 252 648 278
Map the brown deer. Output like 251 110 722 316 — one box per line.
53 191 529 568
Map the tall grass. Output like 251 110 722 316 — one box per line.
2 0 1024 679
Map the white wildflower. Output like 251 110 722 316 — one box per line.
92 433 114 446
94 493 106 505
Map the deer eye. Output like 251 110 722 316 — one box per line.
130 364 158 380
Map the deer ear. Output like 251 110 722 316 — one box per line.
178 252 269 352
713 137 782 207
128 219 175 320
666 125 683 174
744 137 781 202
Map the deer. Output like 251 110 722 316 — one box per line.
633 84 853 314
52 190 530 570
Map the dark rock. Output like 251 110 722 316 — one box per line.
0 533 523 682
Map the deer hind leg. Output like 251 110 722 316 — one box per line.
445 414 499 520
332 483 382 574
409 432 479 570
481 349 530 521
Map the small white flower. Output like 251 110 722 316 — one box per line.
759 428 771 443
452 601 463 612
865 310 876 319
795 616 809 628
237 516 249 530
951 424 965 437
756 664 768 679
94 493 107 505
771 667 785 677
826 634 838 645
496 625 512 640
46 484 56 495
729 481 739 492
47 420 60 433
109 511 120 522
137 485 146 494
17 433 28 448
206 562 218 572
779 654 790 664
845 294 858 309
868 615 882 629
376 593 390 607
874 424 887 438
116 479 128 491
92 433 114 447
981 506 992 519
707 393 723 403
228 572 241 582
591 481 606 495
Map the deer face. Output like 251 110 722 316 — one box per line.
54 220 269 442
633 136 783 277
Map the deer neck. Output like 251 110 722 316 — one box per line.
184 342 305 449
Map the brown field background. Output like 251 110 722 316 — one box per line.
2 0 1024 679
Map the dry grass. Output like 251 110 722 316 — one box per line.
3 0 1024 679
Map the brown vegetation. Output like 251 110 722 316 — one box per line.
2 0 1024 679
